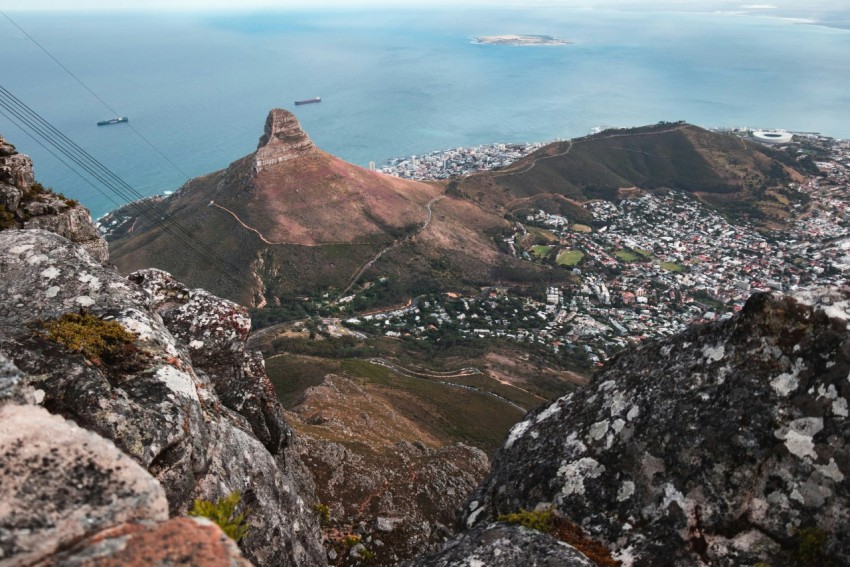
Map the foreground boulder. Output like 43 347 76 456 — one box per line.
456 289 849 566
0 229 326 566
0 354 250 567
0 378 168 565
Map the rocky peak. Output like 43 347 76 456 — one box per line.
0 132 108 263
254 108 316 171
0 133 34 190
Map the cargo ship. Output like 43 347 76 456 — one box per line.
294 97 321 105
97 116 129 126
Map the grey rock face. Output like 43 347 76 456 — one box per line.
407 523 596 567
129 268 291 454
0 356 251 567
0 229 326 566
462 289 850 566
0 134 107 263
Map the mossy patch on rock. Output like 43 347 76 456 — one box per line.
41 312 136 364
498 508 620 567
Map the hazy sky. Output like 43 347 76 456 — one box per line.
0 0 843 12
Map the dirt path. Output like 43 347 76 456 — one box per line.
496 140 573 177
368 358 527 413
209 200 284 245
369 358 481 379
336 195 445 301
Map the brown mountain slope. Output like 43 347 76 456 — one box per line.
456 122 808 225
104 110 546 306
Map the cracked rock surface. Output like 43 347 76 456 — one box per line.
0 229 326 566
406 522 596 567
461 289 850 566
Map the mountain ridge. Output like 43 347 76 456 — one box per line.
103 109 536 307
103 116 809 309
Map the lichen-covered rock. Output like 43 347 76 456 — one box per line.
0 352 32 405
406 523 596 567
0 353 254 566
462 289 850 566
129 268 290 454
0 402 169 566
0 134 108 262
0 229 327 566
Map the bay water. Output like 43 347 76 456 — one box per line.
1 6 849 218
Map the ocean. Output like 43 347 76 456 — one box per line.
2 6 849 218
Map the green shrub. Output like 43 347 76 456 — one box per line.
498 508 555 533
42 312 136 363
0 204 16 230
312 502 331 525
189 491 250 542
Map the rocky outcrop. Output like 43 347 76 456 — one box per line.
288 374 491 565
0 135 34 195
0 353 250 567
0 134 108 262
406 523 596 567
254 109 316 171
0 229 327 566
456 289 850 566
128 268 292 455
298 436 489 566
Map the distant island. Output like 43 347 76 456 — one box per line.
472 34 571 46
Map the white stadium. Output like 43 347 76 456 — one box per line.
752 130 794 145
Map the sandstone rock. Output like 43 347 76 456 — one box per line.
375 517 400 533
462 289 850 566
0 134 107 263
406 523 596 567
254 108 316 171
24 204 109 262
0 229 326 566
47 517 252 566
0 403 168 566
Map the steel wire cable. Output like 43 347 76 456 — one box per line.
0 88 256 290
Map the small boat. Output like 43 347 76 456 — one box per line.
97 117 129 126
294 97 321 105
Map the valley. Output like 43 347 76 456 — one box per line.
95 113 850 565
